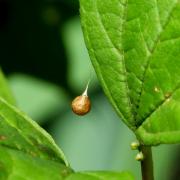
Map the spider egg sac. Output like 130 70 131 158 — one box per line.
71 95 91 116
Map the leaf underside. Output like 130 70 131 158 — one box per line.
80 0 180 145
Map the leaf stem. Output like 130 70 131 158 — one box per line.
140 146 154 180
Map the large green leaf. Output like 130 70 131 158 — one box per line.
80 0 180 145
65 171 134 180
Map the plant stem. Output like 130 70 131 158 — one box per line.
140 146 154 180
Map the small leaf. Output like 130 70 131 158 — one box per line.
0 146 71 180
0 69 16 105
0 72 72 177
0 97 69 166
80 0 180 145
65 171 134 180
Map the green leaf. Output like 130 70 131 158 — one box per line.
0 97 69 166
80 0 180 145
65 171 134 180
0 146 71 180
0 72 72 177
0 69 16 105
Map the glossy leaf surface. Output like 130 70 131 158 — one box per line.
80 0 180 145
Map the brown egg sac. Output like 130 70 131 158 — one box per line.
71 95 91 116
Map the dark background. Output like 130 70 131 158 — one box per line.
0 0 79 88
0 0 179 179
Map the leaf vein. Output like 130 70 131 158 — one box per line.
135 1 178 121
140 84 180 126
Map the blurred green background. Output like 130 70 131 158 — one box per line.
0 0 179 179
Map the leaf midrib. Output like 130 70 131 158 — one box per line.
95 0 135 124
